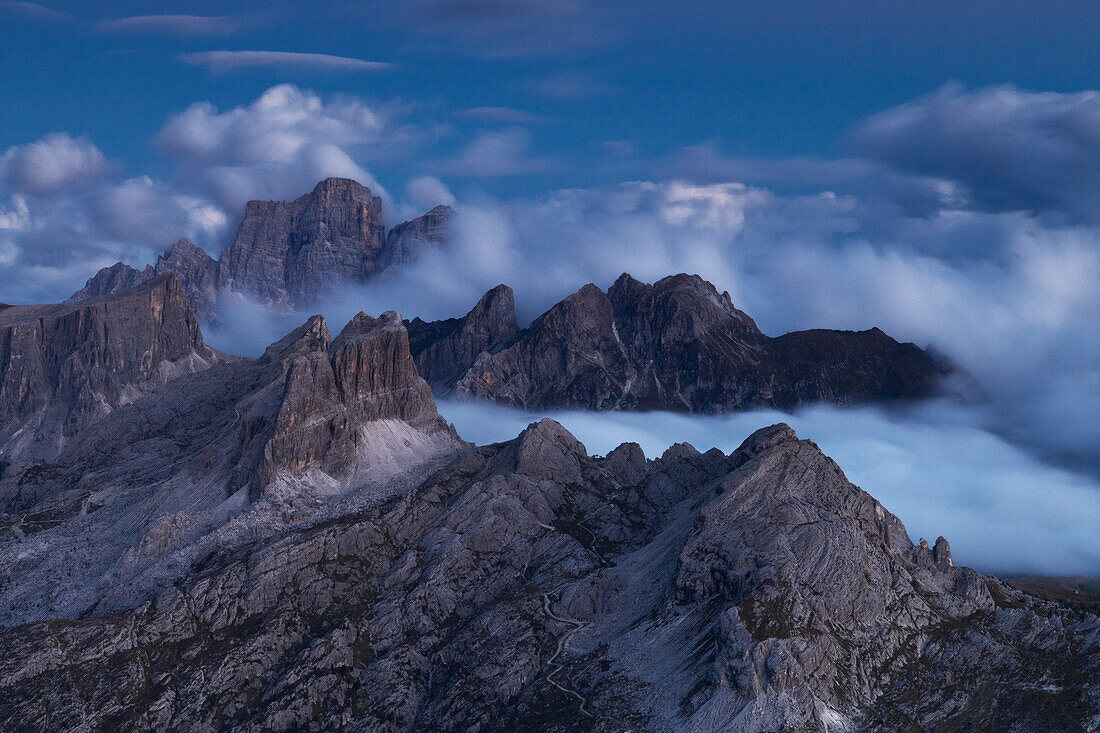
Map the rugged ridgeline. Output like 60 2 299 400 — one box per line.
0 274 218 461
0 286 454 629
407 273 951 412
69 178 454 317
0 282 1098 730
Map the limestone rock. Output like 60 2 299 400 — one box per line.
383 204 454 270
413 272 952 412
218 178 386 308
0 273 216 461
0 416 1094 731
153 239 219 319
406 283 520 390
69 178 455 316
66 261 154 302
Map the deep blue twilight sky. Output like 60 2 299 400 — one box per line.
3 0 1099 195
3 2 1100 571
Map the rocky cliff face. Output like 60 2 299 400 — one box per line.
218 178 387 308
66 261 153 302
68 178 454 316
0 295 455 628
0 413 1095 731
383 203 454 270
0 273 217 461
153 238 220 318
409 273 951 412
406 283 520 389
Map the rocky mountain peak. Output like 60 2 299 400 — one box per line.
0 273 216 461
261 313 332 363
66 260 153 302
411 274 952 412
219 177 387 308
406 283 521 391
383 204 455 270
69 178 456 316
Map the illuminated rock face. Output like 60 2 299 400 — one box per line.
409 272 951 412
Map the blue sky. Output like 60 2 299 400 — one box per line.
3 0 1099 197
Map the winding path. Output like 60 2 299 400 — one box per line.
541 584 596 718
537 514 613 721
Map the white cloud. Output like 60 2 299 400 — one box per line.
178 51 392 72
94 14 242 36
1 133 108 197
436 128 551 177
156 84 395 210
404 176 456 213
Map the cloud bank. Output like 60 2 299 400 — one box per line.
852 85 1100 222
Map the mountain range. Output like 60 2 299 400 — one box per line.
1 178 1095 731
64 177 953 415
69 178 453 317
407 273 951 412
0 276 1096 730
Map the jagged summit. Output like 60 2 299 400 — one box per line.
68 177 455 316
1 273 217 461
407 273 951 412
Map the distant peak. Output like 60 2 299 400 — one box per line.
312 176 370 194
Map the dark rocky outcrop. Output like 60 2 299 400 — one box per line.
409 273 951 412
67 239 220 319
406 283 520 389
0 273 217 461
218 177 387 308
66 261 153 302
69 178 454 316
153 238 219 318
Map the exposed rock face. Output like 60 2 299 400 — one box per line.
66 239 221 319
383 203 454 270
0 301 455 628
253 310 447 498
153 238 219 318
407 283 521 389
218 178 386 308
0 414 1095 731
0 273 217 461
69 179 455 316
66 261 153 302
409 273 951 412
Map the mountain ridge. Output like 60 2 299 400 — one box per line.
68 177 455 317
408 272 952 413
0 276 1095 730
